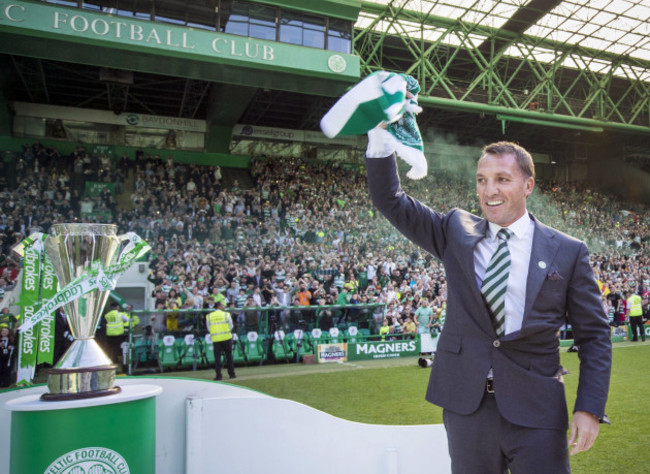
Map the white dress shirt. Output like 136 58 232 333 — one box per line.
474 212 534 335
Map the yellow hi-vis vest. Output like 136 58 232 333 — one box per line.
629 294 643 316
123 313 141 328
207 310 232 342
105 310 124 336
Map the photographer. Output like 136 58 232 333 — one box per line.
316 296 334 331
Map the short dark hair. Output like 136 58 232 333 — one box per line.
480 141 535 179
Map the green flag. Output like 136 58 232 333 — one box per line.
17 243 42 385
37 253 57 365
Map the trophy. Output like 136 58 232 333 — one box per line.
42 223 124 400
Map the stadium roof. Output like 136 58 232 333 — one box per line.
358 0 650 76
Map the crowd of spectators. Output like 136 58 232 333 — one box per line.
0 141 648 342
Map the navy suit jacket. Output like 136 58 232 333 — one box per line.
367 155 611 430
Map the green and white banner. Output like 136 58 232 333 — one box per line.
37 253 57 365
16 235 45 385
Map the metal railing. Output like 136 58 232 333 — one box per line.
122 302 388 374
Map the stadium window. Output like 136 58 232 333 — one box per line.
279 11 304 46
327 18 352 54
224 2 251 37
248 4 277 41
80 0 152 19
187 21 217 31
82 2 103 11
302 14 325 49
154 14 186 26
133 0 153 20
46 0 81 6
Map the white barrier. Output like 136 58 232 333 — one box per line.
1 377 451 474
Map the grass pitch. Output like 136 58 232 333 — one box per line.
164 340 649 473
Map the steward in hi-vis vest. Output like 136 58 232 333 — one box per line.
626 292 645 342
122 304 141 334
104 302 128 369
206 301 236 380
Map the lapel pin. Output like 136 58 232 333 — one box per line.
538 261 547 269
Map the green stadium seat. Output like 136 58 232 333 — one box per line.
359 328 371 338
231 333 248 365
328 327 342 344
285 329 309 361
307 328 325 353
133 337 150 363
204 334 215 365
158 335 180 369
178 334 206 368
271 330 290 362
344 325 362 343
244 331 263 363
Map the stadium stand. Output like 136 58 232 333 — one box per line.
0 140 647 377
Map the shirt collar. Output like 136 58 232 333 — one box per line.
487 211 533 241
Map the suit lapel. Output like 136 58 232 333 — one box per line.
523 218 560 323
459 217 487 288
459 218 494 331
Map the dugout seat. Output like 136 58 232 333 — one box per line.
244 331 263 363
178 334 206 368
271 330 290 362
231 333 248 365
285 328 309 360
308 328 324 352
328 327 342 344
204 334 215 364
344 325 361 343
158 335 180 369
132 337 150 364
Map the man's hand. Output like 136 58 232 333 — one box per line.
569 411 600 455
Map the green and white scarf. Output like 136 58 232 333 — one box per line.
321 71 427 179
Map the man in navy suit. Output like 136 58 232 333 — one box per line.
365 128 611 473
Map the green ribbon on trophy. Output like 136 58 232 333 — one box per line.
38 252 57 365
16 234 47 385
14 231 150 385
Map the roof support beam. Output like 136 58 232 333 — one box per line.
419 95 650 135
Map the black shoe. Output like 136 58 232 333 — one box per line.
214 375 222 381
229 374 237 379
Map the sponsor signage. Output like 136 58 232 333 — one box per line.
626 323 650 340
318 343 347 363
233 124 365 147
123 113 206 132
14 102 208 133
0 1 359 79
610 325 628 342
348 340 419 361
85 181 115 198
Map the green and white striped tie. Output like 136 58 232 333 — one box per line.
481 228 512 337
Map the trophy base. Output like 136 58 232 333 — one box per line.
41 365 121 401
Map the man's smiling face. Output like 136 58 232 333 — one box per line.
476 152 534 227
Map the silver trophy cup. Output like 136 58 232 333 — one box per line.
42 223 123 400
